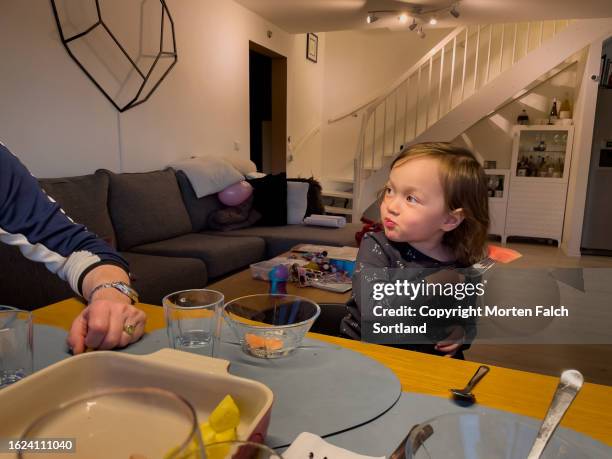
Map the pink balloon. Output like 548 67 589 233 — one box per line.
218 180 253 206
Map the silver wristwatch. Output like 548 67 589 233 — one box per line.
89 281 139 304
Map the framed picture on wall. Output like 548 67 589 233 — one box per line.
306 33 318 63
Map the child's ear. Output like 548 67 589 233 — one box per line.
441 208 465 232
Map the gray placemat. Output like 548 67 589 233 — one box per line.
310 392 611 458
32 324 401 449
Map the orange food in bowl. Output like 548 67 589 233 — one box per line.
245 333 283 351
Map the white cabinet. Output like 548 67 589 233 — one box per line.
485 169 510 239
504 125 574 244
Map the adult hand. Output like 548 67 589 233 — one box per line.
68 264 146 354
435 324 465 357
68 298 146 354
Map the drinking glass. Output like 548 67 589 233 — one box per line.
18 387 204 459
0 306 33 388
163 289 224 357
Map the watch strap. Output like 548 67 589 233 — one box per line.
89 281 139 304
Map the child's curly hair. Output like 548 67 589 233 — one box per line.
389 142 490 266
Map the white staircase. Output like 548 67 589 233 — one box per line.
320 177 354 218
323 18 612 221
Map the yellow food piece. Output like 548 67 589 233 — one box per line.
214 427 237 443
209 395 240 432
165 395 241 459
200 421 216 444
206 443 231 459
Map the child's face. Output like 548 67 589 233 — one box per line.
380 156 457 245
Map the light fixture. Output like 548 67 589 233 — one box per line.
365 2 459 29
417 25 426 38
366 14 378 24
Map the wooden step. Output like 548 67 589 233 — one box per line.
322 190 353 199
324 176 354 184
324 205 352 215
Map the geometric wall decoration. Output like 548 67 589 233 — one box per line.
50 0 177 112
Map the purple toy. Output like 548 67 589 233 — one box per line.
269 264 289 295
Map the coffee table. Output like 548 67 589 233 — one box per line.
208 250 352 304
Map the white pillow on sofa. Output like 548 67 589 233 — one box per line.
170 156 244 198
224 156 258 175
287 181 309 224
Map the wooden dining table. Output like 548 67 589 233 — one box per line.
34 298 612 446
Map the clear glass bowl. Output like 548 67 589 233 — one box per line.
403 412 603 459
18 387 204 459
223 294 320 358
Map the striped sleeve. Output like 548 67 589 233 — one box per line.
0 143 129 296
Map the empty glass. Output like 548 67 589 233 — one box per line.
403 412 599 459
163 289 224 357
18 387 204 459
0 306 33 388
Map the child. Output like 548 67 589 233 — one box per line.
341 142 489 358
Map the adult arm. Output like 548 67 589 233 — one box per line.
0 144 145 352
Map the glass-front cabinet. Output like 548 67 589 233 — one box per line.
504 125 575 244
511 125 574 182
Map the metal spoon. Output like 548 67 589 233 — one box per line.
450 365 490 404
527 369 584 459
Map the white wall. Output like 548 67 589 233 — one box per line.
286 33 326 179
319 27 452 179
0 0 323 178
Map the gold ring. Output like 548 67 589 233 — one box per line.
123 324 136 336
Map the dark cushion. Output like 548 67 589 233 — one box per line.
130 233 266 279
39 171 117 247
103 169 193 250
175 170 224 232
207 195 261 231
122 252 208 305
287 177 325 217
0 242 208 309
247 173 287 226
204 223 361 258
0 243 73 310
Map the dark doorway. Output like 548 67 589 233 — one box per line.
249 42 287 174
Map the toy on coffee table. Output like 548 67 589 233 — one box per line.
268 264 289 295
285 250 353 288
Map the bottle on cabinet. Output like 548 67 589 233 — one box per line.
549 97 559 124
517 109 529 125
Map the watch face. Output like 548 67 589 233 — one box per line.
112 282 139 303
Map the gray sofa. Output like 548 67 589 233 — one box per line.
0 168 359 309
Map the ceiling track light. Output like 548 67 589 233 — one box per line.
365 2 459 27
417 26 426 38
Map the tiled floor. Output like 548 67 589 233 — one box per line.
466 241 612 386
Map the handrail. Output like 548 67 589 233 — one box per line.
290 124 321 155
328 25 468 124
